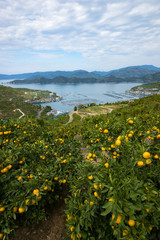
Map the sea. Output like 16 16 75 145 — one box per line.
1 80 142 113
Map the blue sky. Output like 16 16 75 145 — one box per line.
0 0 160 74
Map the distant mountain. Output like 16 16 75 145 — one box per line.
105 65 160 79
92 71 108 77
26 70 99 80
0 65 160 81
0 70 100 80
0 73 35 80
140 71 160 83
9 70 160 85
9 75 126 84
9 75 143 85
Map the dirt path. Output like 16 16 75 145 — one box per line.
10 191 67 240
37 107 45 118
64 111 74 124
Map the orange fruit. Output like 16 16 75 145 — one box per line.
70 226 74 232
115 139 121 146
25 199 30 205
122 230 128 236
33 189 39 195
115 215 122 224
146 159 152 165
128 219 135 226
0 207 5 212
0 233 3 239
13 207 17 212
18 207 25 213
105 163 109 168
94 192 98 197
109 198 115 202
128 120 133 124
88 175 93 180
104 129 109 133
7 164 12 169
137 161 144 166
143 152 150 159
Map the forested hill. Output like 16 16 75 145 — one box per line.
9 71 160 84
140 71 160 82
10 75 130 84
0 65 160 80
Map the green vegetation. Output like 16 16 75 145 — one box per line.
0 85 57 101
0 84 41 119
131 81 160 90
71 113 82 126
51 114 70 127
0 85 59 119
0 94 160 240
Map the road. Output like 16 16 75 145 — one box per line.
13 109 25 119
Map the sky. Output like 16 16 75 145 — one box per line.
0 0 160 74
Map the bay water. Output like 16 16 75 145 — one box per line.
1 81 142 113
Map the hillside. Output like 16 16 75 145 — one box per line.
0 94 160 240
0 65 160 81
140 71 160 82
0 85 60 119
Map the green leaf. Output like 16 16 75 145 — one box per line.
81 231 88 239
101 203 112 216
102 201 113 209
101 188 109 194
75 223 80 235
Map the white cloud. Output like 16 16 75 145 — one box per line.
0 0 160 73
129 3 159 16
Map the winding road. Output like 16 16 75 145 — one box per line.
13 109 25 119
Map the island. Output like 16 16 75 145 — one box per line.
126 82 160 96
